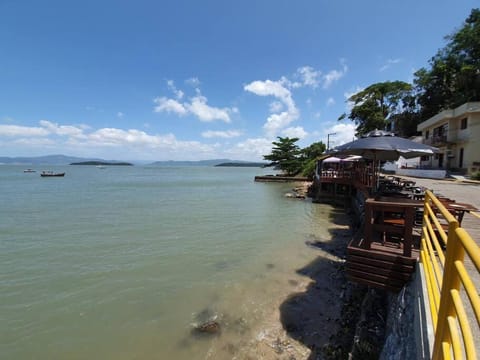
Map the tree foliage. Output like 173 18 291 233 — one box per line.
263 137 303 176
338 81 413 136
263 138 326 178
338 9 480 136
415 8 480 119
301 141 326 160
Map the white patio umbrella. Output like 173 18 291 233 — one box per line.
322 156 343 163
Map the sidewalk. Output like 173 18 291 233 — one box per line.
398 175 480 356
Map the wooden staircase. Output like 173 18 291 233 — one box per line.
346 234 419 292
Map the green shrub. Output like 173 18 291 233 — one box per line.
301 158 317 179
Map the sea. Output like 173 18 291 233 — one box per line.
0 165 335 359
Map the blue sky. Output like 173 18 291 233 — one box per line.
0 0 478 161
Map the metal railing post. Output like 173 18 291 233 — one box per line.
432 211 461 358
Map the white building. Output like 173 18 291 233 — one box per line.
417 102 480 175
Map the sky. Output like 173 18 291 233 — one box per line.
1 0 478 161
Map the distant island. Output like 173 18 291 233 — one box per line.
150 159 231 166
70 161 133 166
215 162 267 167
149 159 267 167
0 155 265 167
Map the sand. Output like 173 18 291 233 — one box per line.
214 204 355 360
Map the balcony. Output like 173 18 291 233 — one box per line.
425 134 448 146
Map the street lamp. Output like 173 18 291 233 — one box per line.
327 132 337 151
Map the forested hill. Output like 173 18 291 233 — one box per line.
215 162 267 167
70 161 133 166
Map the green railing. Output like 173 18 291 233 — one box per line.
420 190 480 359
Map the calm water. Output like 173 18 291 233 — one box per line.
0 165 334 359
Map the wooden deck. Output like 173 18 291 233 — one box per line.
346 234 420 292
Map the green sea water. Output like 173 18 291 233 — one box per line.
0 165 335 359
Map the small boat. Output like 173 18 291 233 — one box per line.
96 165 107 169
24 169 36 173
40 171 65 177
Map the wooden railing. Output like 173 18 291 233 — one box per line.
319 166 374 190
420 190 480 359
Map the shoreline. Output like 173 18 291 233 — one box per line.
233 175 480 359
218 197 356 359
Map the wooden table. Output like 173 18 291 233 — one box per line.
364 197 423 257
438 201 478 224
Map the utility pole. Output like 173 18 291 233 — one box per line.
327 132 336 151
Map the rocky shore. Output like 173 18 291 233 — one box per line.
202 190 383 360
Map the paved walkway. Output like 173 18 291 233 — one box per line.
397 175 480 355
397 176 480 242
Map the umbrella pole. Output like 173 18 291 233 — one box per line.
373 152 379 195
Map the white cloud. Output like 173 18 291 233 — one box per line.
244 79 299 136
244 80 294 106
13 137 56 146
79 128 217 160
185 95 232 123
243 63 347 139
0 120 220 161
326 97 335 107
0 119 275 161
322 123 357 148
224 137 273 161
263 110 299 137
0 124 49 137
269 101 283 113
296 66 321 88
380 58 402 72
39 120 86 137
344 86 364 110
281 126 308 139
185 77 200 88
154 80 234 123
117 112 125 118
153 97 188 115
167 80 184 99
323 60 348 89
202 130 243 138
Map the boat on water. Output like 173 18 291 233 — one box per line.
23 169 36 173
40 171 65 177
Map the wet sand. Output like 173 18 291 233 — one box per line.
206 202 355 360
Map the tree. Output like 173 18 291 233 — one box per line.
338 81 413 136
263 137 303 176
301 141 326 160
300 141 326 179
415 8 480 119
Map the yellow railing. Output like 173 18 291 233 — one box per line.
420 190 480 359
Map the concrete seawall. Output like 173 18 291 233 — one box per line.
254 175 310 182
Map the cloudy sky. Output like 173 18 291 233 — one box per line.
0 0 477 161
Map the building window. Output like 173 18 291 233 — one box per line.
425 130 429 139
460 117 468 129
